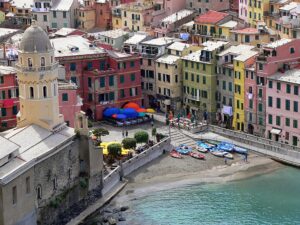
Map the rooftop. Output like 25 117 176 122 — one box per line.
51 0 74 11
265 38 292 48
280 2 298 11
181 50 202 62
161 9 194 24
10 0 33 9
167 42 191 52
107 50 134 59
195 10 229 24
0 28 19 39
54 28 76 37
142 37 181 46
0 125 74 185
58 79 78 90
234 50 258 62
202 41 228 51
231 27 259 34
156 54 180 64
124 34 148 45
51 35 106 57
218 45 255 57
270 68 300 84
93 29 129 39
0 66 17 75
219 20 238 28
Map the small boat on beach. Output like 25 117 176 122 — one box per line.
205 140 220 146
211 150 228 157
175 145 193 155
196 146 208 153
196 141 212 150
224 153 234 159
170 150 183 159
190 152 205 160
217 142 235 152
234 146 248 155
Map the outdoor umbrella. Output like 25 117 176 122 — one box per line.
137 108 147 113
116 114 127 120
146 108 155 113
123 102 140 110
103 107 120 117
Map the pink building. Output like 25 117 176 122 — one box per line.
248 39 300 136
0 66 19 131
58 80 82 128
266 69 300 147
239 0 248 23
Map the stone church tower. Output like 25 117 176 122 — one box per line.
16 24 64 131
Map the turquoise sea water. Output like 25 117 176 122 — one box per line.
126 167 300 225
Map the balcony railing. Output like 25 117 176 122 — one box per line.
15 63 59 72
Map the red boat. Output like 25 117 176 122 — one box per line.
170 149 183 159
189 152 205 160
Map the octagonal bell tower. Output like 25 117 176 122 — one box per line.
16 24 64 131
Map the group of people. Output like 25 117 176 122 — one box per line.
122 130 129 138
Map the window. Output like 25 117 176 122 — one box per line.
30 87 34 98
1 108 6 117
286 118 290 127
88 77 92 87
109 75 114 86
259 63 263 70
53 11 57 18
286 84 291 93
203 76 206 84
249 99 253 109
0 76 3 84
268 114 273 124
70 63 76 71
268 80 273 88
276 98 281 108
120 75 124 83
185 72 188 80
12 186 17 204
43 15 47 22
258 103 263 112
294 86 299 95
277 82 281 90
268 96 272 107
120 89 125 98
88 93 92 102
100 77 105 87
276 116 281 126
286 100 290 110
109 92 115 100
290 47 295 54
294 101 298 112
258 89 262 98
43 86 47 98
13 106 18 115
63 11 67 18
26 177 30 194
130 73 135 81
62 93 68 101
36 185 42 199
293 120 298 128
100 61 105 70
87 62 93 70
28 58 33 67
130 61 135 67
203 64 206 71
41 57 45 67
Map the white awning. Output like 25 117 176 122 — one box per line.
271 128 282 135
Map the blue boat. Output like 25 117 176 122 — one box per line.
217 142 235 152
175 145 192 155
196 141 212 150
234 146 248 155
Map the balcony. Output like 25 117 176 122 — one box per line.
15 63 59 72
84 68 116 76
112 12 121 17
185 94 200 102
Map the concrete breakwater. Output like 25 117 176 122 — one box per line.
67 137 172 225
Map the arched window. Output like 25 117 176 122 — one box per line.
41 57 45 67
28 58 33 68
43 86 47 98
30 87 34 98
36 185 42 200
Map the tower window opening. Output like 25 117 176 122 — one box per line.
30 87 34 98
43 86 47 98
28 58 33 68
41 57 45 69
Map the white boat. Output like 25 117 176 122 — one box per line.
196 146 208 153
224 153 234 159
211 151 227 157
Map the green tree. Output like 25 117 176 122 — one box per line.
92 128 109 143
107 143 122 159
134 131 149 144
122 138 137 150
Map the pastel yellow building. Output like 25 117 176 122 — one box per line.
247 0 270 27
78 7 96 31
232 51 258 131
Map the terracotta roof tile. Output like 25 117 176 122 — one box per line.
195 10 229 24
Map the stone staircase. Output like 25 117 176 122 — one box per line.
159 127 197 148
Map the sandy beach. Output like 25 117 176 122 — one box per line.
112 152 282 204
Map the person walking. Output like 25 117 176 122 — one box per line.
122 130 125 138
125 130 128 137
151 120 154 127
224 157 228 165
245 153 248 162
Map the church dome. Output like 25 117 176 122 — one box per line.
19 25 52 53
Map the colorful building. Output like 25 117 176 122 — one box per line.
192 10 235 44
247 0 270 27
182 41 229 121
78 0 96 31
249 38 300 136
93 29 129 50
266 68 300 146
186 0 230 15
0 66 18 130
